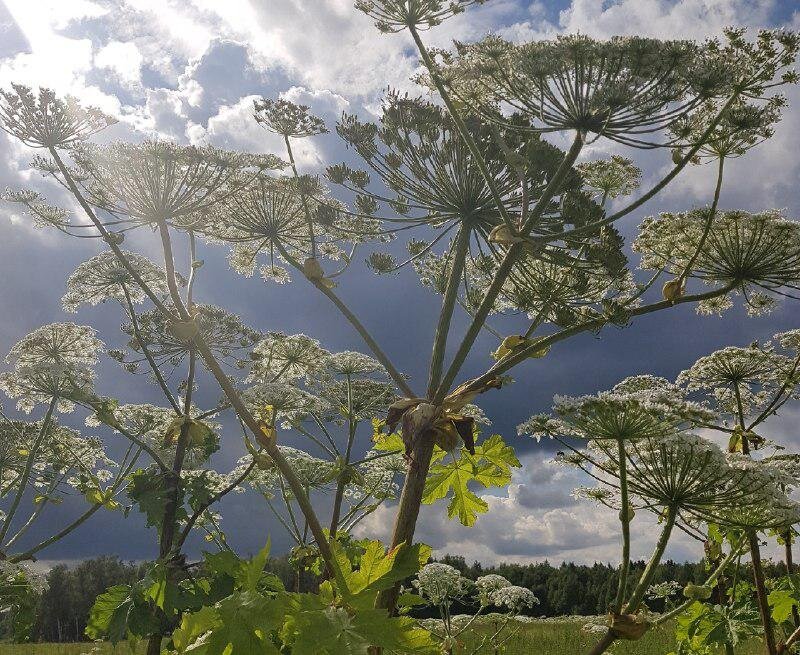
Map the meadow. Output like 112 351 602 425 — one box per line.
0 621 764 655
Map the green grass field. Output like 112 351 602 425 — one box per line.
459 621 763 654
0 622 765 654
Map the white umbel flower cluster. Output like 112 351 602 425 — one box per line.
413 563 471 605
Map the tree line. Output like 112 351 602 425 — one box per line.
9 553 789 642
431 555 787 619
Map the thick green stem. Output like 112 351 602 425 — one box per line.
146 349 195 655
655 542 746 626
677 156 725 285
9 503 102 563
457 283 735 397
157 220 190 319
284 136 317 258
192 335 346 591
427 226 471 397
434 134 584 401
375 434 436 613
410 21 584 402
330 378 357 539
586 632 616 655
748 530 778 655
625 506 677 612
277 244 413 397
613 438 631 615
784 531 800 628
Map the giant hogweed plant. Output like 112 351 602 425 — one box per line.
0 323 120 638
523 340 800 655
0 0 797 652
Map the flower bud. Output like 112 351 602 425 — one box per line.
683 583 712 601
662 278 684 303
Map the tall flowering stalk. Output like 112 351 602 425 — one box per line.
412 562 537 655
521 375 800 655
677 336 800 654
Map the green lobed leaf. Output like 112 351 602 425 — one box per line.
422 434 519 526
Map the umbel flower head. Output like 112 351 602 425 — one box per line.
248 333 331 384
5 322 102 370
0 323 102 413
320 378 398 422
677 344 790 419
588 430 789 524
489 585 539 612
0 418 114 494
325 351 386 377
497 240 634 326
241 382 330 429
316 350 395 419
354 0 487 33
0 84 116 148
413 563 471 605
634 209 800 316
202 175 349 281
1 188 71 232
253 98 328 138
669 96 786 162
714 454 800 530
437 35 698 146
519 375 715 443
343 447 406 505
330 92 585 250
61 140 284 228
117 304 260 374
435 29 798 146
62 250 173 313
577 156 642 201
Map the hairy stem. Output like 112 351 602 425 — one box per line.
784 531 800 628
284 135 317 258
434 134 584 401
427 226 471 397
330 377 357 538
613 438 631 615
625 505 677 612
175 460 257 550
677 156 725 285
191 335 346 590
748 530 778 655
458 283 736 397
277 244 414 397
375 433 436 612
121 285 182 414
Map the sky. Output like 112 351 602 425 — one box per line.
0 0 799 570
